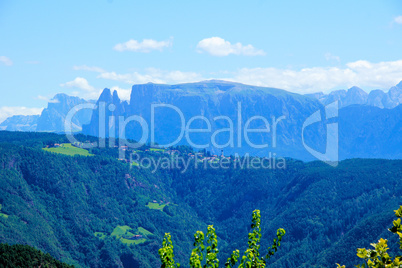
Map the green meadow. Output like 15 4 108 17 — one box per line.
94 232 106 239
149 148 165 152
138 227 153 236
0 204 8 219
111 225 132 237
95 225 153 245
145 202 166 210
43 143 93 157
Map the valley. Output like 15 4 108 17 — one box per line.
0 131 401 267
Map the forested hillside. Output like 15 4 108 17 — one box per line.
0 131 401 267
0 243 73 267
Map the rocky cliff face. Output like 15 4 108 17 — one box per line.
129 81 324 158
81 88 128 139
84 81 319 158
36 94 93 133
83 80 401 160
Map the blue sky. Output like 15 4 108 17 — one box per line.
0 0 402 122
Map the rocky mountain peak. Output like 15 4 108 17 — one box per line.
112 90 121 104
98 88 113 103
306 81 401 108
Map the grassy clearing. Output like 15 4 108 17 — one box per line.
111 225 132 237
120 238 147 245
0 204 7 219
94 232 106 239
146 202 166 210
43 143 93 157
150 148 165 152
101 225 153 245
138 227 153 236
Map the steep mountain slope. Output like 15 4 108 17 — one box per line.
338 104 402 159
0 243 74 267
170 157 402 267
83 80 402 160
83 81 326 160
82 88 129 140
0 131 401 267
0 137 205 267
36 93 93 132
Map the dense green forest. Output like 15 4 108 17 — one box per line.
0 243 73 267
0 131 401 267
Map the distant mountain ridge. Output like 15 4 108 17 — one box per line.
0 94 93 133
306 81 402 108
37 93 93 132
0 115 39 131
1 80 401 161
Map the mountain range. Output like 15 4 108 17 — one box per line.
0 94 93 133
0 115 39 132
1 80 401 161
83 80 402 160
306 81 402 108
36 93 93 132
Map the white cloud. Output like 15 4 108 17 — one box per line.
97 72 146 84
394 16 402 24
66 60 402 98
113 38 172 52
60 77 130 101
227 59 402 93
73 65 105 73
325 53 340 62
61 77 96 92
70 89 102 101
36 95 49 101
196 37 266 56
60 77 103 100
0 56 13 66
36 95 60 103
97 68 203 84
69 86 130 102
344 60 402 88
111 86 131 101
0 106 43 124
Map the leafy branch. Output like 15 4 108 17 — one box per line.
159 209 286 268
337 205 402 268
